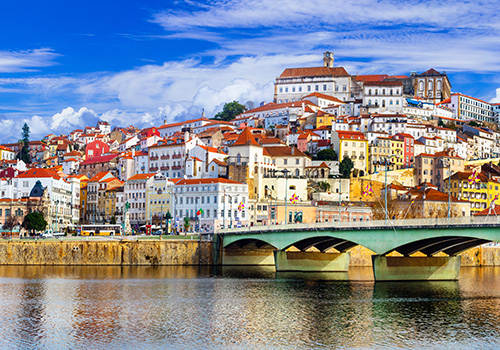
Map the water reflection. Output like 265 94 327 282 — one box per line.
0 266 500 349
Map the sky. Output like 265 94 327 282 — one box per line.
1 0 500 142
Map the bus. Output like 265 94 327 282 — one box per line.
79 224 122 236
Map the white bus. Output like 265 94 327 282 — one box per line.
79 224 122 236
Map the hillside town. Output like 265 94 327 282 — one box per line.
2 51 500 235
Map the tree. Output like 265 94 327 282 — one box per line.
17 123 31 163
3 215 18 231
315 149 337 161
318 181 331 192
339 157 354 178
165 211 172 221
110 216 116 224
21 212 48 234
214 101 247 121
183 217 190 235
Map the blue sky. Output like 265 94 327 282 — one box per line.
1 0 499 142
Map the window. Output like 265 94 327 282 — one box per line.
323 84 327 91
315 85 319 91
284 159 288 165
296 159 299 165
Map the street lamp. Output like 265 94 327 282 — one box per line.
278 169 290 224
373 155 396 224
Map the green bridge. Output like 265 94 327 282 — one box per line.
217 217 500 281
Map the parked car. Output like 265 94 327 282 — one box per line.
152 230 163 236
41 232 54 239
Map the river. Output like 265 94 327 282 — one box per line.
0 265 500 349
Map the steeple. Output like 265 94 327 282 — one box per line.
323 51 334 68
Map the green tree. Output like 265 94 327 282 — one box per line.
318 181 331 192
214 101 247 121
21 212 48 234
183 217 190 235
339 157 354 178
315 149 337 161
165 211 172 221
110 216 116 224
17 123 31 163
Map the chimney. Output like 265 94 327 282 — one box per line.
291 146 295 155
323 51 334 68
202 108 205 119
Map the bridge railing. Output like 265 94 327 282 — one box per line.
218 215 500 234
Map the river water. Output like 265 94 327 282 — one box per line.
1 265 500 349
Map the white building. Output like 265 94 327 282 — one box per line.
124 173 156 225
442 93 494 123
363 81 403 114
173 178 249 233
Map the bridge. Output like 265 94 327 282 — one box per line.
216 216 500 281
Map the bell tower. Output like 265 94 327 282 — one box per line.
323 51 334 67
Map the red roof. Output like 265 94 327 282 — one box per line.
232 127 260 147
278 66 349 78
355 74 388 83
16 168 60 180
80 153 118 165
303 92 345 104
128 173 156 181
176 178 245 185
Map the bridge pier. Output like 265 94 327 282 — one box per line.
222 248 275 266
274 251 350 272
372 255 461 281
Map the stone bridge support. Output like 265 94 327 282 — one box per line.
222 247 275 265
372 255 461 281
274 251 350 272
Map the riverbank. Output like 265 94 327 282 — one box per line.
0 240 212 265
1 239 500 266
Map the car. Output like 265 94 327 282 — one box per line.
152 230 163 235
41 232 54 239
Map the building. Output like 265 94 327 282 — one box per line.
331 130 369 176
441 93 494 123
274 52 353 103
79 154 119 179
146 173 176 229
413 68 451 104
445 171 500 214
173 178 249 233
124 173 156 226
414 150 465 190
363 81 403 114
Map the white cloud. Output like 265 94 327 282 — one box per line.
491 88 500 103
0 48 59 73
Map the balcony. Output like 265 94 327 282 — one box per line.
150 167 159 172
150 156 159 161
160 166 169 171
172 165 181 170
161 155 169 160
172 154 182 159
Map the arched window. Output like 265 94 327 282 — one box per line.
428 80 433 90
382 89 386 95
375 89 378 95
396 100 400 105
390 100 393 105
382 100 386 107
368 99 372 106
289 185 296 190
369 89 372 95
390 89 393 95
295 169 300 177
437 80 442 90
375 100 379 107
236 153 241 164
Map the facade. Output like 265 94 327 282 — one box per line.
442 93 494 123
173 178 248 233
363 81 403 114
331 130 369 176
124 173 156 226
413 68 451 104
414 151 464 190
274 52 353 103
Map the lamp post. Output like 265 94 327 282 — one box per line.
279 169 290 224
444 159 451 219
373 155 395 224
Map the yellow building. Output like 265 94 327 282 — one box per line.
369 136 391 173
0 145 15 161
390 137 404 170
315 111 336 128
146 174 175 225
332 131 369 176
77 175 89 222
446 171 500 214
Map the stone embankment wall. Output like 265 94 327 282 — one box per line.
349 245 500 267
0 240 213 266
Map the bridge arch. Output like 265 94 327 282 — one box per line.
387 236 491 257
282 236 359 253
224 238 277 250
